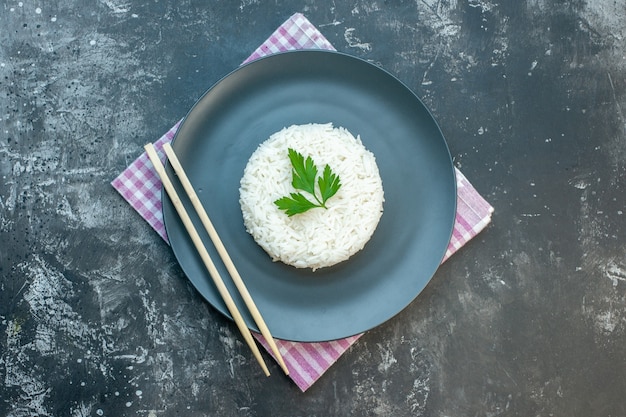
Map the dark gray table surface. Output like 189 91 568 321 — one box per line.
2 1 625 416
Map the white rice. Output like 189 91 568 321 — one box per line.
239 123 384 271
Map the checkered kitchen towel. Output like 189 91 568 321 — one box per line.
112 13 494 391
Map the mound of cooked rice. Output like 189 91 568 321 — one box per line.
239 123 384 271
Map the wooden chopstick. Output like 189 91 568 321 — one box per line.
144 143 271 377
162 143 290 376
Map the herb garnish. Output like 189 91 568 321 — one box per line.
274 148 341 216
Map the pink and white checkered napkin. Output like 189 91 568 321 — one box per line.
112 13 494 392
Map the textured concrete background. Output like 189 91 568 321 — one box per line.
1 1 626 416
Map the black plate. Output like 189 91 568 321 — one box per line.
163 50 456 342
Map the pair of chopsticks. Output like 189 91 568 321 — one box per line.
144 142 289 377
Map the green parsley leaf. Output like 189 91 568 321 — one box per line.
288 148 317 195
318 164 341 203
274 148 342 216
274 193 318 217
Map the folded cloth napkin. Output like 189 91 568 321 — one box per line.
112 12 494 392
